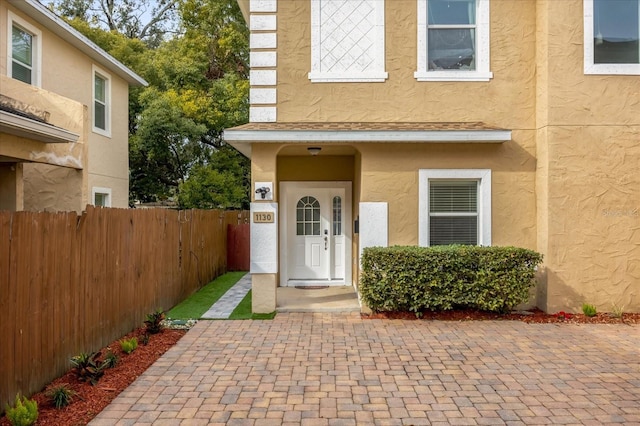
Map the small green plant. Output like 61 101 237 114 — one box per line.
70 352 106 385
141 333 150 346
120 337 138 354
582 303 597 317
46 384 76 409
104 350 119 368
144 309 166 334
5 394 38 426
610 304 625 319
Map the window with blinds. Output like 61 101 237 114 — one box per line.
429 180 478 245
11 25 34 84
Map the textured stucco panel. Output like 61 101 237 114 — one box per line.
0 77 85 159
542 0 640 126
276 0 536 127
23 163 83 212
545 126 640 312
251 274 277 314
357 137 537 249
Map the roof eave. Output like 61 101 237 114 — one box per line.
8 0 147 87
0 110 80 144
224 129 512 143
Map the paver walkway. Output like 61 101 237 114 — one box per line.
201 274 252 319
91 313 640 425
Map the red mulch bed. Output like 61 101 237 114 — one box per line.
1 327 185 426
363 308 640 324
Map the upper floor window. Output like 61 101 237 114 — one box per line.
309 0 388 82
415 0 492 81
93 66 111 136
584 0 640 74
8 13 41 86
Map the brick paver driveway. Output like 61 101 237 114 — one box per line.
91 313 640 425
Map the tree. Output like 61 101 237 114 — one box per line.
51 0 251 208
49 0 178 46
129 89 208 202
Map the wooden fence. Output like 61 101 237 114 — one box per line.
0 207 249 408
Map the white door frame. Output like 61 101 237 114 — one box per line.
279 181 352 287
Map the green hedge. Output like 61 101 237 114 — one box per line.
360 245 543 314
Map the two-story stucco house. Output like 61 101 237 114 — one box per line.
0 0 146 212
225 0 640 314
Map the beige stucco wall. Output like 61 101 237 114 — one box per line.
276 0 536 127
1 1 131 209
0 74 86 211
536 0 640 312
246 0 640 312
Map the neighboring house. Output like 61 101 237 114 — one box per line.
0 0 146 212
225 0 640 314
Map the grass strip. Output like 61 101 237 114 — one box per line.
167 271 246 319
229 291 277 320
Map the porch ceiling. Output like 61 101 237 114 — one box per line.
224 122 511 158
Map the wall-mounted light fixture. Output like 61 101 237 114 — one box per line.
307 147 322 156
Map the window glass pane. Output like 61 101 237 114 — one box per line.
12 26 32 66
296 196 321 236
428 0 476 25
430 181 477 213
593 0 640 64
12 62 31 84
430 216 478 245
94 193 108 207
95 75 106 102
95 101 106 130
428 29 476 70
333 196 342 236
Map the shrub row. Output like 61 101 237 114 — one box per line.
360 245 543 314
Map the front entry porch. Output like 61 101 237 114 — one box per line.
276 285 360 312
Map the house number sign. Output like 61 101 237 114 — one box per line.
253 212 274 223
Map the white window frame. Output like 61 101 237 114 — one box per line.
92 65 112 137
92 187 112 207
309 0 388 82
7 12 42 87
584 0 640 75
419 169 491 246
415 0 492 81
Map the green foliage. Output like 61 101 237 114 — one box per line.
104 350 119 368
53 0 251 207
120 337 138 354
70 352 106 385
360 246 543 314
5 394 38 426
178 162 246 209
582 303 597 317
144 309 166 334
610 304 624 319
46 384 76 409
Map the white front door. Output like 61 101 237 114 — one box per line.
281 182 351 287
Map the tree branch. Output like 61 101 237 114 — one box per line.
139 0 177 40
